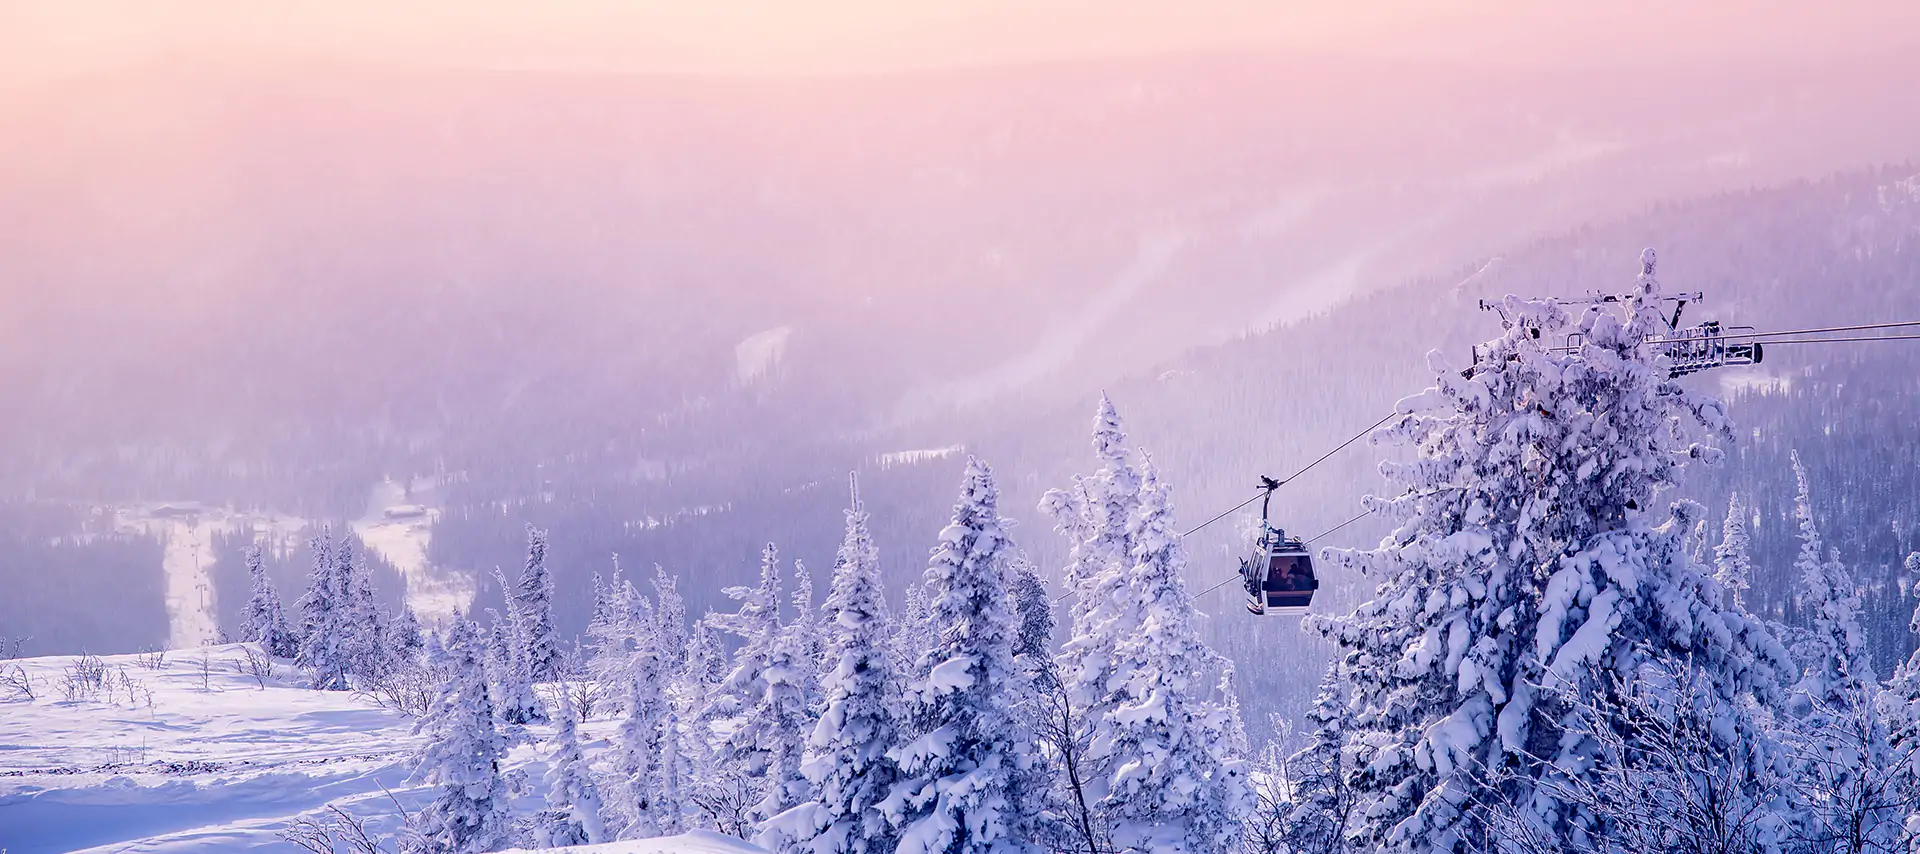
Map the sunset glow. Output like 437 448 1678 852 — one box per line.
7 0 1919 90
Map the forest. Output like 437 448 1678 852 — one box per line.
213 257 1920 852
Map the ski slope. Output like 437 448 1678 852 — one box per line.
0 646 758 854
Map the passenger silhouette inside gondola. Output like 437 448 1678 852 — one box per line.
1269 556 1307 591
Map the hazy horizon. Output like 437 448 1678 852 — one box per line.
8 1 1920 91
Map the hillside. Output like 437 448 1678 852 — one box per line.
0 644 755 854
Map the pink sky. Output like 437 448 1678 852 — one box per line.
6 0 1918 89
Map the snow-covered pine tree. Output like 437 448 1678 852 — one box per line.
295 529 352 691
1788 450 1877 711
893 582 935 683
660 710 689 836
1885 553 1920 768
693 544 786 836
587 571 637 700
682 614 728 712
768 474 903 854
1311 250 1795 852
752 587 819 828
388 605 427 668
683 613 746 834
341 541 387 681
410 617 515 854
540 684 609 847
1782 452 1896 851
1041 394 1145 816
1096 457 1248 854
1715 491 1755 612
788 560 825 706
587 567 618 652
590 568 613 619
1008 555 1055 691
617 591 674 840
1212 662 1250 761
885 458 1047 854
654 566 690 680
1276 670 1360 854
586 561 627 666
241 543 298 658
488 609 546 727
516 524 563 683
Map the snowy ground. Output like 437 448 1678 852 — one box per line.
0 646 731 854
501 831 765 854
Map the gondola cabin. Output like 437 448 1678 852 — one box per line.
1241 525 1317 616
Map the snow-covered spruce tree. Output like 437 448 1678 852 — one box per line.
693 544 786 836
1715 492 1755 612
341 542 387 681
487 610 546 727
1043 397 1145 769
617 591 674 840
242 543 299 658
660 710 689 836
789 560 825 707
1882 553 1920 839
515 524 563 683
764 474 904 854
388 605 427 667
1211 662 1249 761
540 684 609 847
1008 555 1055 691
894 581 936 683
587 568 620 654
1787 450 1877 713
1040 395 1146 852
680 614 738 833
1096 457 1248 854
1889 553 1920 752
410 618 514 854
1276 671 1360 854
1310 250 1795 852
295 529 352 691
1782 452 1899 853
885 458 1047 854
654 566 690 680
751 587 821 829
682 614 728 711
587 573 638 707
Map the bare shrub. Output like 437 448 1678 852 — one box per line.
359 659 439 718
1 663 36 702
540 674 606 723
232 645 277 689
196 651 218 692
282 805 394 854
102 740 153 765
91 667 153 709
59 653 109 702
135 646 168 671
1 635 28 659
